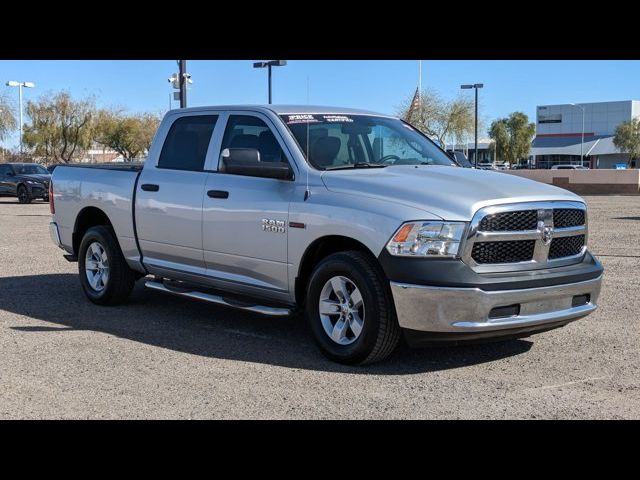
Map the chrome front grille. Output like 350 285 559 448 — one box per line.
478 210 538 231
553 209 585 228
471 240 536 264
461 201 588 273
549 234 586 259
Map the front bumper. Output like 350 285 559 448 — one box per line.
28 185 48 198
390 274 602 336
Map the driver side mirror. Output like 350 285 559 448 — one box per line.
6 171 14 177
221 148 292 180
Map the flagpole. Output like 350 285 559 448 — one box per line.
418 60 422 113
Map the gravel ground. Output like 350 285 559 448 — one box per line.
0 195 638 419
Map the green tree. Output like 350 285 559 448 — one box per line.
488 112 535 166
93 109 161 161
613 118 640 166
0 94 17 144
398 89 475 147
23 92 95 163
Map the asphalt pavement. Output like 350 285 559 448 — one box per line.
0 195 638 419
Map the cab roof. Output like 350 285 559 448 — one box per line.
173 104 394 118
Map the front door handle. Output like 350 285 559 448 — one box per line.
207 190 229 199
141 184 159 192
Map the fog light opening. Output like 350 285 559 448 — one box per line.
489 304 521 319
572 294 591 308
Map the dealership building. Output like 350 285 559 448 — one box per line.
531 100 640 169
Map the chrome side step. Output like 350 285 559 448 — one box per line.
144 280 292 317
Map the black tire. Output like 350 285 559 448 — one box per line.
305 250 401 365
17 185 31 204
78 225 137 305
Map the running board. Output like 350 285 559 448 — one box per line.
144 280 292 317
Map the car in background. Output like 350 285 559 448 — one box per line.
447 151 473 168
476 162 494 170
551 165 589 170
0 163 51 204
493 162 510 170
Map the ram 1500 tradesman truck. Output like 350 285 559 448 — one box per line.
49 106 603 364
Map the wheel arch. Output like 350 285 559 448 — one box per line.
73 206 113 256
294 235 385 306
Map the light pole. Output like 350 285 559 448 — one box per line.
461 83 483 168
570 103 586 167
253 60 287 104
6 80 35 153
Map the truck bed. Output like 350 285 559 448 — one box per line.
58 162 144 172
51 164 143 270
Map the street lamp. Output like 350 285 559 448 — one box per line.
253 60 287 104
6 80 35 153
570 103 586 167
461 83 483 168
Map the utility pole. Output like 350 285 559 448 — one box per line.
253 61 287 104
179 60 187 108
6 80 35 153
461 83 484 168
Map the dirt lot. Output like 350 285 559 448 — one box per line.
0 195 638 419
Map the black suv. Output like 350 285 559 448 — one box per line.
0 163 51 204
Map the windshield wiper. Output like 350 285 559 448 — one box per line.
325 163 387 171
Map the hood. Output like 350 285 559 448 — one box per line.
321 165 583 221
19 174 50 183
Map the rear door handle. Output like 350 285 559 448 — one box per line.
141 184 159 192
207 190 229 199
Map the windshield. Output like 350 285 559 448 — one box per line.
14 164 49 175
280 114 456 170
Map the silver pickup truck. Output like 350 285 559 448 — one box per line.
49 105 603 364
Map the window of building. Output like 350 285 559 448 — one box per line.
538 114 562 124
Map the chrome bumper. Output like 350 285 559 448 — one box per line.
390 275 602 333
49 222 63 249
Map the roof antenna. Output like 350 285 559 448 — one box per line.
304 76 311 201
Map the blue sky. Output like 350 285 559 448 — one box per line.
1 60 638 148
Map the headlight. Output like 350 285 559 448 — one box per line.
386 221 467 257
26 180 43 186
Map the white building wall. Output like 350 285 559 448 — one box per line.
536 101 634 136
632 101 640 121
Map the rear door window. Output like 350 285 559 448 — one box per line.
158 115 218 171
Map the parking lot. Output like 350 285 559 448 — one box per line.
0 195 638 419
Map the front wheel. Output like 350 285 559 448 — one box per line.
17 186 31 204
306 251 401 365
78 225 137 305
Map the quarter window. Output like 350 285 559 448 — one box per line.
158 115 218 171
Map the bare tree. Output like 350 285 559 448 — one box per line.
23 92 95 163
0 94 17 144
397 89 475 147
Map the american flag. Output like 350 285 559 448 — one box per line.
406 87 421 120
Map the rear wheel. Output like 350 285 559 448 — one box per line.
17 186 31 204
78 225 137 305
306 251 401 365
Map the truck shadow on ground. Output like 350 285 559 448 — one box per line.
0 273 533 375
